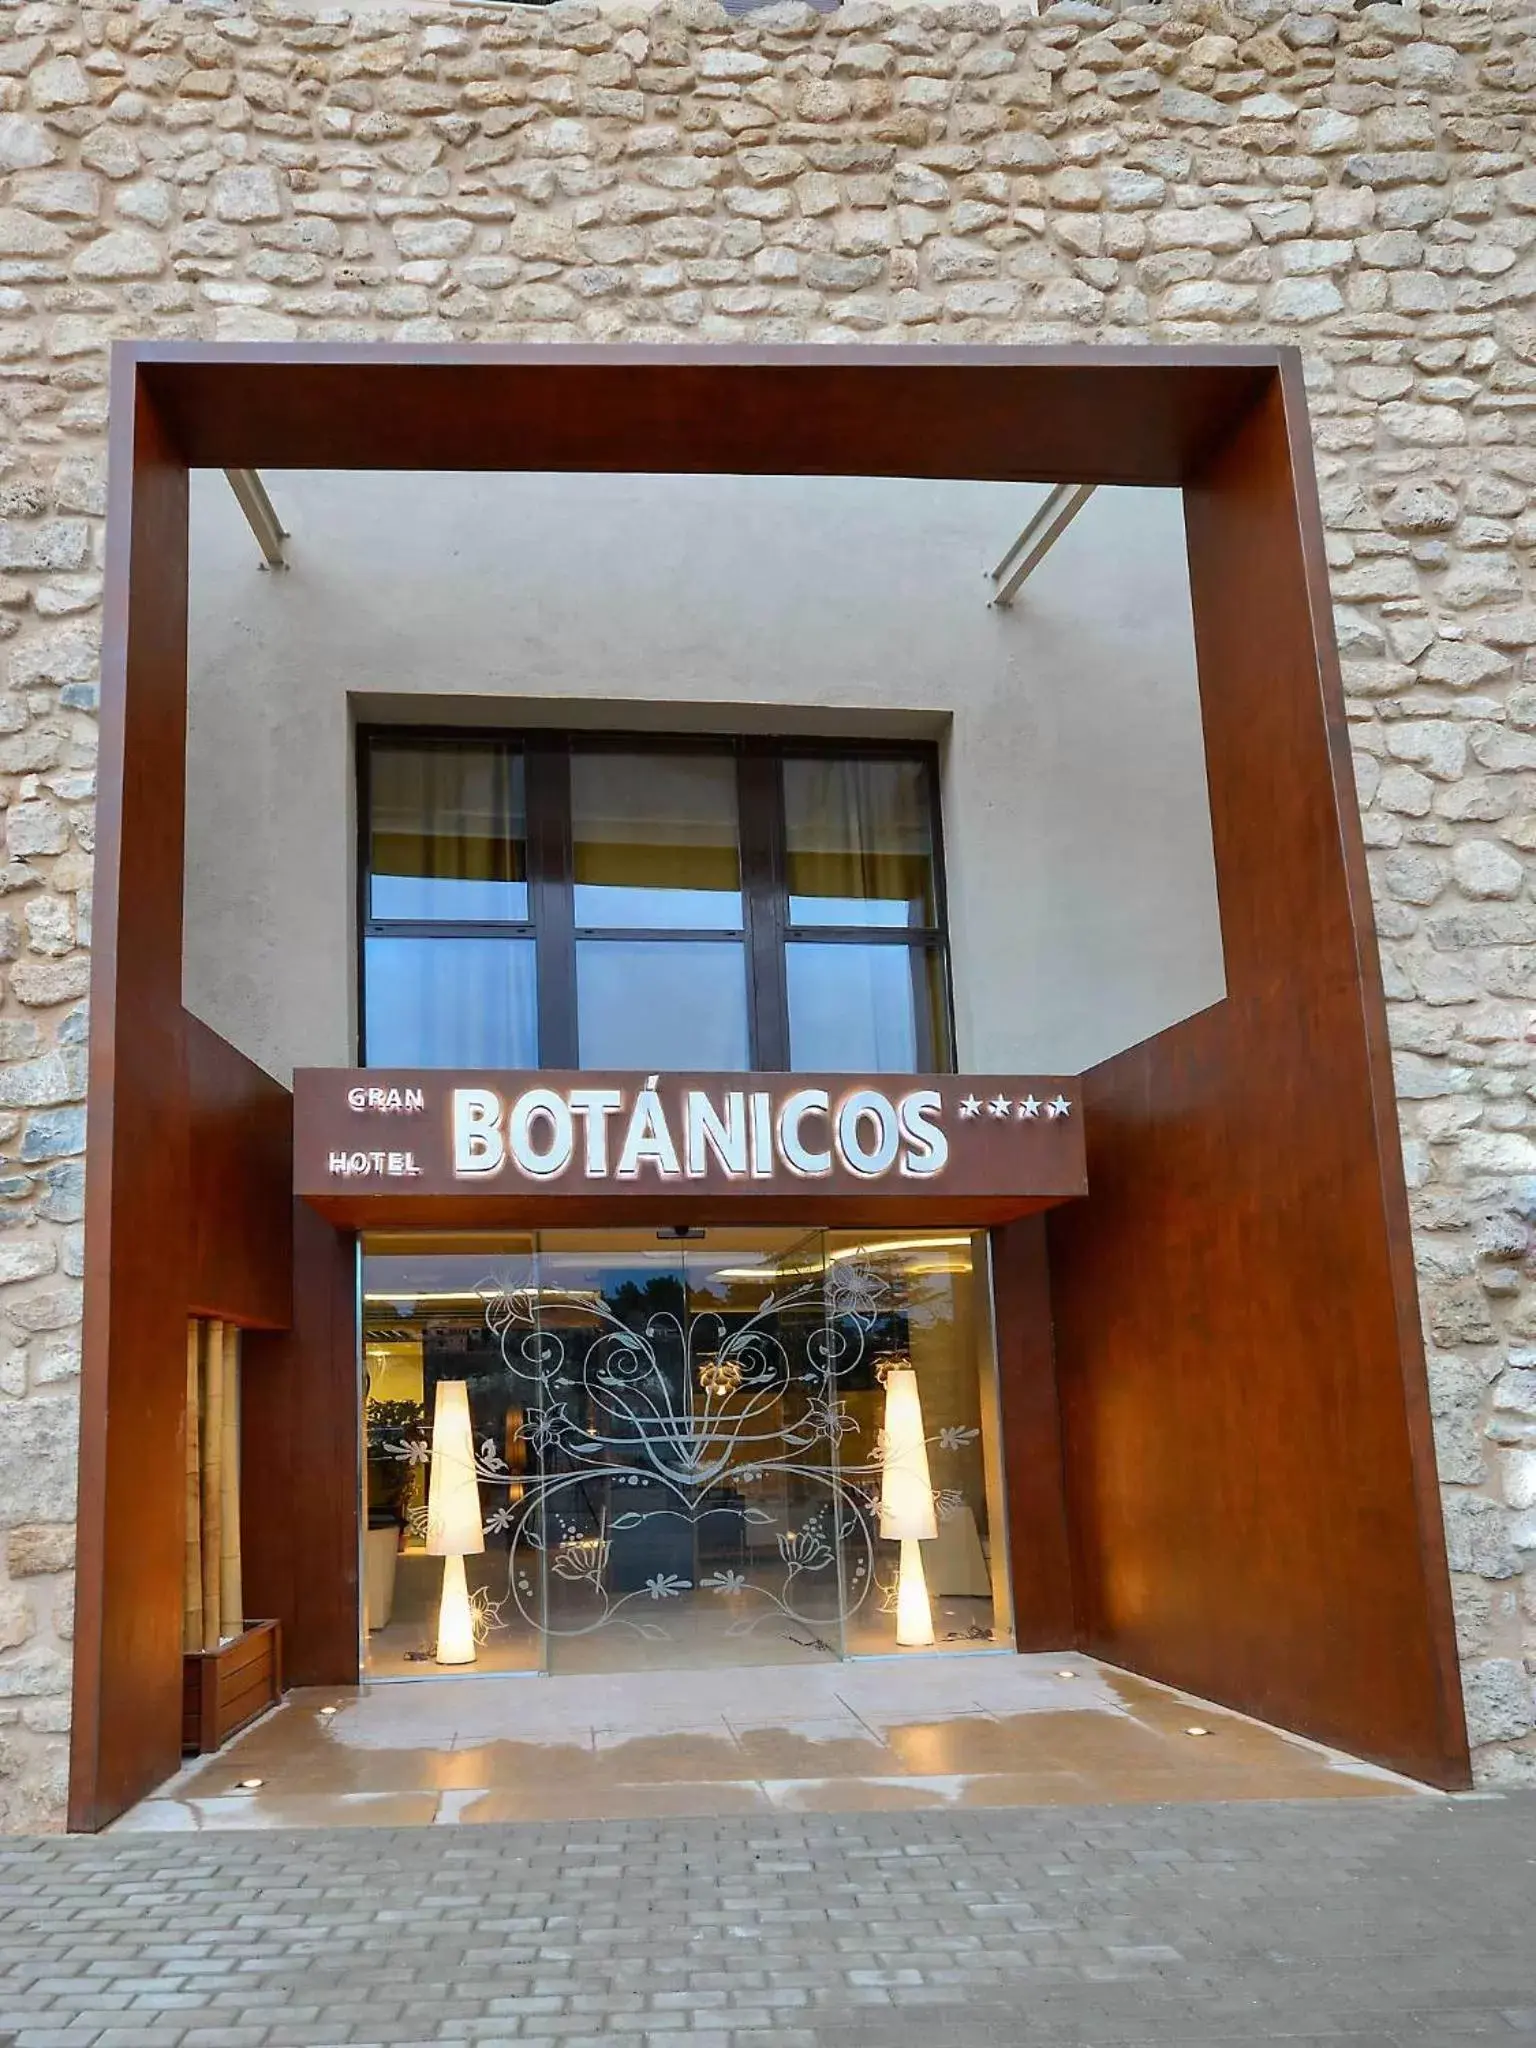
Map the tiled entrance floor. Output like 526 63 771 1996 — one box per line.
115 1654 1425 1831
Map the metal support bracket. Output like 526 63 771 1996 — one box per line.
224 468 288 570
988 483 1095 608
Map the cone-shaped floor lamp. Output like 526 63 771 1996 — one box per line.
426 1378 484 1665
879 1363 937 1648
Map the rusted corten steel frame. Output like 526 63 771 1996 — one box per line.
69 343 1470 1833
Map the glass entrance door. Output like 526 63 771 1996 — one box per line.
361 1228 1012 1678
532 1231 845 1671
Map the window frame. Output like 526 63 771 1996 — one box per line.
358 726 956 1073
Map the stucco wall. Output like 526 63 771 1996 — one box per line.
184 471 1223 1082
0 0 1530 1826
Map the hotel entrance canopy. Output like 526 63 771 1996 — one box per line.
71 343 1469 1832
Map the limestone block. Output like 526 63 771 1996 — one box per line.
115 180 172 232
0 1242 55 1287
1451 841 1523 902
1159 85 1231 126
1387 722 1468 782
1493 1369 1536 1419
392 219 475 260
0 1649 70 1699
1433 1411 1487 1487
1471 726 1536 775
210 166 285 225
1298 107 1358 153
1265 277 1343 321
6 1524 72 1578
79 129 139 182
1482 613 1536 650
1440 560 1522 611
1504 1450 1536 1512
1443 1493 1520 1579
1457 1134 1536 1176
4 802 66 860
11 174 99 222
9 961 89 1008
0 118 56 174
1452 1580 1496 1656
1159 280 1257 320
71 230 164 281
1463 1657 1536 1745
1383 482 1458 533
0 210 67 258
1420 641 1509 690
23 898 71 959
0 1399 75 1530
0 1590 33 1654
1382 852 1447 906
28 58 89 112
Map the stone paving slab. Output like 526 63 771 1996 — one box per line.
0 1794 1528 2045
121 1660 1418 1831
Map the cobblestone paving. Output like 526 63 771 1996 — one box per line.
0 1792 1528 2046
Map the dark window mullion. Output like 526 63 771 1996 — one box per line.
572 928 745 944
363 921 536 940
738 751 789 1070
356 729 374 1062
781 927 946 945
923 749 957 1072
527 736 577 1069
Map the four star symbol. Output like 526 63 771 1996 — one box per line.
952 1088 1073 1124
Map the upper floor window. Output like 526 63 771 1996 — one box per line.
360 733 953 1074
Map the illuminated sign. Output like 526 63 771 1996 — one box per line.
450 1077 959 1185
294 1068 1087 1225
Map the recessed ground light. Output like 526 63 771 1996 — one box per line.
237 1777 265 1789
1056 1669 1077 1679
319 1706 337 1717
1184 1726 1212 1738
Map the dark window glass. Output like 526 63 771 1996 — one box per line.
576 941 750 1070
783 757 935 930
571 753 742 932
364 936 537 1068
785 942 950 1073
370 741 527 923
361 737 952 1075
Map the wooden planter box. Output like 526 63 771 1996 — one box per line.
182 1620 283 1755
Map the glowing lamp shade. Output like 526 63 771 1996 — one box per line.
878 1368 938 1542
425 1379 484 1667
878 1365 937 1649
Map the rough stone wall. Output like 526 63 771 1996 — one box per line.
0 0 1529 1827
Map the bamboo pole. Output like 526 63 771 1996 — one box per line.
200 1318 223 1650
219 1323 243 1640
184 1320 203 1655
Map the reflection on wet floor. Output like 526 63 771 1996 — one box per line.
113 1653 1426 1831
